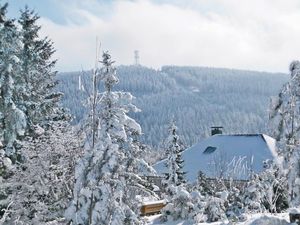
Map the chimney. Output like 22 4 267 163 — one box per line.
211 126 223 136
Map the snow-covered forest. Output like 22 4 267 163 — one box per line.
2 1 300 225
58 66 287 148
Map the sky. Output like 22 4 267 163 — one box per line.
5 0 300 73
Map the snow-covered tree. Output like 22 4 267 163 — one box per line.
0 5 64 163
269 60 300 207
0 2 26 163
163 120 186 194
3 121 80 224
66 52 155 225
18 6 66 131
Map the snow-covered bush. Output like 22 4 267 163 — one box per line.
194 172 247 222
243 174 266 213
226 187 246 222
162 186 193 221
0 149 12 218
0 150 12 178
260 160 288 213
196 170 218 196
190 190 207 223
3 121 80 224
205 195 227 222
162 186 206 223
243 160 288 214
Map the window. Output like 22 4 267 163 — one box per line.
203 146 217 154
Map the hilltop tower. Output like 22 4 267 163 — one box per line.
134 50 140 66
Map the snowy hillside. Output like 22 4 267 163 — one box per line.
57 66 287 148
154 134 277 181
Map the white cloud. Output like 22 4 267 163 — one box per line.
38 0 300 72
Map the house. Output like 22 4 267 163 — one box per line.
154 132 277 182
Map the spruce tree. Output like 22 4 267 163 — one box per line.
66 52 155 225
0 5 64 163
269 60 300 207
0 2 26 162
163 120 186 193
18 7 66 130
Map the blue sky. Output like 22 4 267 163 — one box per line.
5 0 300 72
8 0 66 24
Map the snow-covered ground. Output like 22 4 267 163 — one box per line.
146 213 292 225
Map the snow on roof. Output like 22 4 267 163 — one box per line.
154 134 277 181
142 200 166 206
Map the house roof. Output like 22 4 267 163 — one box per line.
154 134 277 182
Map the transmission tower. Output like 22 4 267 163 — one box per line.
134 50 140 65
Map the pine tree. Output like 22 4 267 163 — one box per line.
269 60 300 207
66 52 155 225
163 120 186 194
